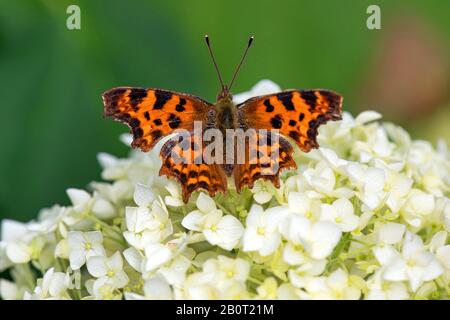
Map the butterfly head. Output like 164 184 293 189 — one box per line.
217 85 233 102
205 35 254 104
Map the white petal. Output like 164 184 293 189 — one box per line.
246 205 264 225
383 259 407 281
422 260 443 281
124 207 138 231
402 232 424 258
6 242 31 264
69 249 86 270
66 188 91 206
340 214 359 232
143 277 173 299
133 183 155 207
85 231 103 244
108 251 123 270
124 292 145 300
49 272 68 297
429 231 447 252
144 244 172 272
112 271 129 288
355 111 382 125
406 267 424 292
254 191 272 204
373 245 400 265
92 198 116 219
365 168 386 192
242 227 263 252
217 215 244 241
377 222 405 245
123 247 144 272
436 245 450 269
181 210 204 231
97 152 118 169
309 222 341 259
67 231 84 248
0 279 18 300
1 219 29 242
288 192 310 216
196 193 216 213
87 256 108 277
260 233 281 256
333 198 354 215
283 243 306 266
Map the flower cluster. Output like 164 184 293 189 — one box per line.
1 80 449 300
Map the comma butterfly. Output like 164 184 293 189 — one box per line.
102 36 343 202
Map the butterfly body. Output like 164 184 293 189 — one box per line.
215 94 238 132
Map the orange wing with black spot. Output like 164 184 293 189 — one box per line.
102 87 213 151
159 132 227 202
237 90 343 151
233 130 297 192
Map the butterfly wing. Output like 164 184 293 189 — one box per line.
234 89 343 191
159 132 228 202
103 87 213 151
236 89 343 151
233 130 297 192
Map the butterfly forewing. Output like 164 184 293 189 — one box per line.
102 87 213 151
237 89 343 152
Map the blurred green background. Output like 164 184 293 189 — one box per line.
0 0 449 222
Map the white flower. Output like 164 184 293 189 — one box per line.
281 215 341 260
23 268 70 300
1 219 34 265
286 192 321 220
67 231 105 270
303 161 337 196
202 256 250 290
87 251 129 289
89 277 122 300
288 258 327 287
352 126 394 163
201 211 244 250
164 181 184 207
144 243 173 272
303 269 362 300
401 189 435 228
0 279 20 300
345 163 386 210
251 180 274 204
374 162 413 213
182 193 243 250
366 272 409 300
133 183 155 207
428 231 450 271
242 205 284 256
380 232 443 292
125 276 173 300
124 197 172 249
320 198 359 232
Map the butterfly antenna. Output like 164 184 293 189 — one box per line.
228 36 254 92
205 35 226 90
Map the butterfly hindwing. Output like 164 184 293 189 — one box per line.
159 132 227 202
233 130 297 192
103 87 213 151
237 89 343 152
